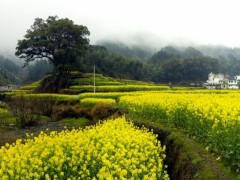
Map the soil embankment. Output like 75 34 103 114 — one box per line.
134 122 236 180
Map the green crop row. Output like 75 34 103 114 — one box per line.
80 98 116 107
10 93 79 101
70 85 170 92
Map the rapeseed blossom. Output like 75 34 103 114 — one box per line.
0 108 9 116
0 116 169 179
119 91 240 172
80 97 116 107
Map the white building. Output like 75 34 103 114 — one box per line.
205 73 225 89
235 75 240 81
228 80 238 89
206 72 224 85
0 84 19 92
205 73 240 89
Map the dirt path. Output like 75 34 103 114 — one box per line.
0 121 75 146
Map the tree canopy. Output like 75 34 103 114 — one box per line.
15 16 90 75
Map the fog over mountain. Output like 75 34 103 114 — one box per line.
1 0 240 60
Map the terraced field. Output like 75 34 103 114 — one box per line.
0 74 239 179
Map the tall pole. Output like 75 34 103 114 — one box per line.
94 64 96 93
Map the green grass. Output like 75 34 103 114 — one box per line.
1 117 16 123
32 115 51 122
59 117 89 127
0 107 12 125
0 117 16 128
0 115 51 128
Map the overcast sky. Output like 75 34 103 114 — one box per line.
1 0 240 56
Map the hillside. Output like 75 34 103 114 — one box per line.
0 69 11 85
0 55 53 85
21 72 169 94
0 56 21 85
3 42 240 86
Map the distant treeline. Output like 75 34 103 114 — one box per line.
0 55 21 85
80 43 240 84
2 42 240 85
0 55 53 85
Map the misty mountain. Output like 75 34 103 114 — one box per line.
0 55 22 85
158 46 203 58
149 46 203 65
82 42 240 84
198 45 240 61
99 39 240 62
77 44 220 84
146 46 219 84
0 55 20 73
0 55 53 85
2 39 240 86
0 68 15 85
98 41 155 61
183 47 203 58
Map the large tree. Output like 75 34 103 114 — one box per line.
15 16 90 75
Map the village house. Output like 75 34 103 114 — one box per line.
204 72 240 89
0 84 19 92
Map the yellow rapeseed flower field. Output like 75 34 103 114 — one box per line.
119 91 240 172
80 98 116 107
0 108 8 115
0 116 169 179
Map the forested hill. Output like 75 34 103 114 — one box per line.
148 45 240 82
99 41 240 61
0 55 21 85
198 45 240 60
2 42 240 86
0 55 53 85
92 42 240 84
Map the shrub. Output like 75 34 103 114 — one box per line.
60 117 89 127
51 103 91 121
6 96 40 128
0 93 6 101
0 108 11 126
91 103 116 122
